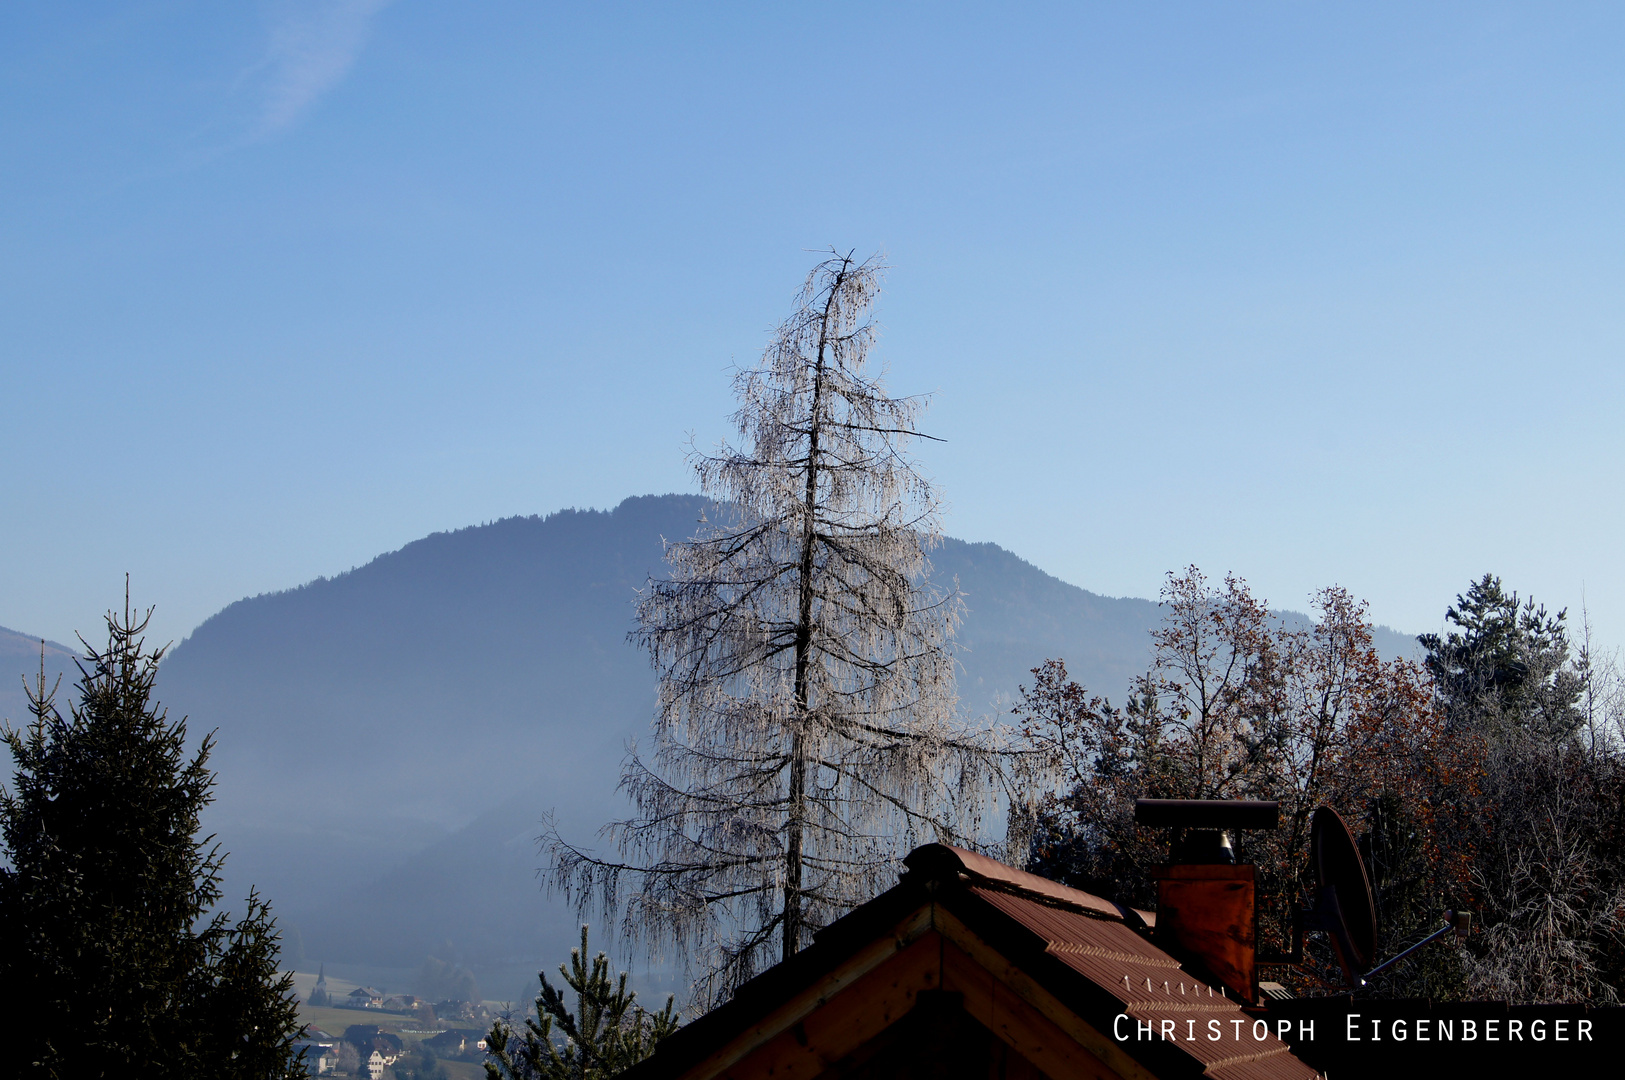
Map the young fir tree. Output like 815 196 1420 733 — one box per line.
0 592 305 1079
484 925 677 1080
549 252 1027 1003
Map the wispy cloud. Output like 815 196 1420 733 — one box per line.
254 0 398 134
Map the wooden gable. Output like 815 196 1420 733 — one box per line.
626 845 1320 1080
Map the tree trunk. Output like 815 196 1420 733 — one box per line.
784 257 848 962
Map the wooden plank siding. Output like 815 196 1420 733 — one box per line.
716 932 944 1080
695 907 1130 1080
934 908 1144 1080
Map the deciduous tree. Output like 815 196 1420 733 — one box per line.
1017 569 1463 994
549 251 1021 1002
1422 575 1625 1002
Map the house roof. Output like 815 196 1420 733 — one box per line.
424 1030 471 1048
625 844 1318 1080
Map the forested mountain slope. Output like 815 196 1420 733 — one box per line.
6 495 1411 997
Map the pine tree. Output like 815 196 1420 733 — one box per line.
0 591 306 1079
1419 573 1585 741
484 925 677 1080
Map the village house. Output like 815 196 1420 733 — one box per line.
348 986 385 1009
620 843 1318 1080
433 998 483 1023
424 1028 479 1056
293 1041 337 1076
383 994 426 1013
342 1025 403 1061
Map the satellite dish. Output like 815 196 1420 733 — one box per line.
1308 806 1377 984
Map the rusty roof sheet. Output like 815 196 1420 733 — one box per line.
962 883 1319 1080
913 844 1128 919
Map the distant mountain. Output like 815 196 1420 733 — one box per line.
8 494 1415 1000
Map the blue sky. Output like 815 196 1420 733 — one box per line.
4 2 1623 655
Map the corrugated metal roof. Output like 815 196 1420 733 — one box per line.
965 883 1319 1080
921 844 1130 920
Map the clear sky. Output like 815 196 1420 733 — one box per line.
4 2 1623 655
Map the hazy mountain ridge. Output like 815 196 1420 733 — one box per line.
4 495 1416 998
149 493 1192 990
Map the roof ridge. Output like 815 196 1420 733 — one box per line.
904 843 1134 922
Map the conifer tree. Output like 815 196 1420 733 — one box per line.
0 590 305 1079
484 925 677 1080
1419 573 1585 741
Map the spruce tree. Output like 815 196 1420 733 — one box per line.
1419 573 1585 741
0 592 305 1079
484 925 677 1080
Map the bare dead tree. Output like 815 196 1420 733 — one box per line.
1465 743 1625 1003
548 251 1023 1004
1576 604 1625 758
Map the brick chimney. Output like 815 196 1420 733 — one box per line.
1135 798 1280 1005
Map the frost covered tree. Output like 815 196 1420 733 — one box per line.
550 251 1019 1003
1420 575 1625 1002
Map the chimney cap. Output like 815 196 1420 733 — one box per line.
1134 798 1280 830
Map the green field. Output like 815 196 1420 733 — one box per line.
297 1003 400 1039
294 999 491 1078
